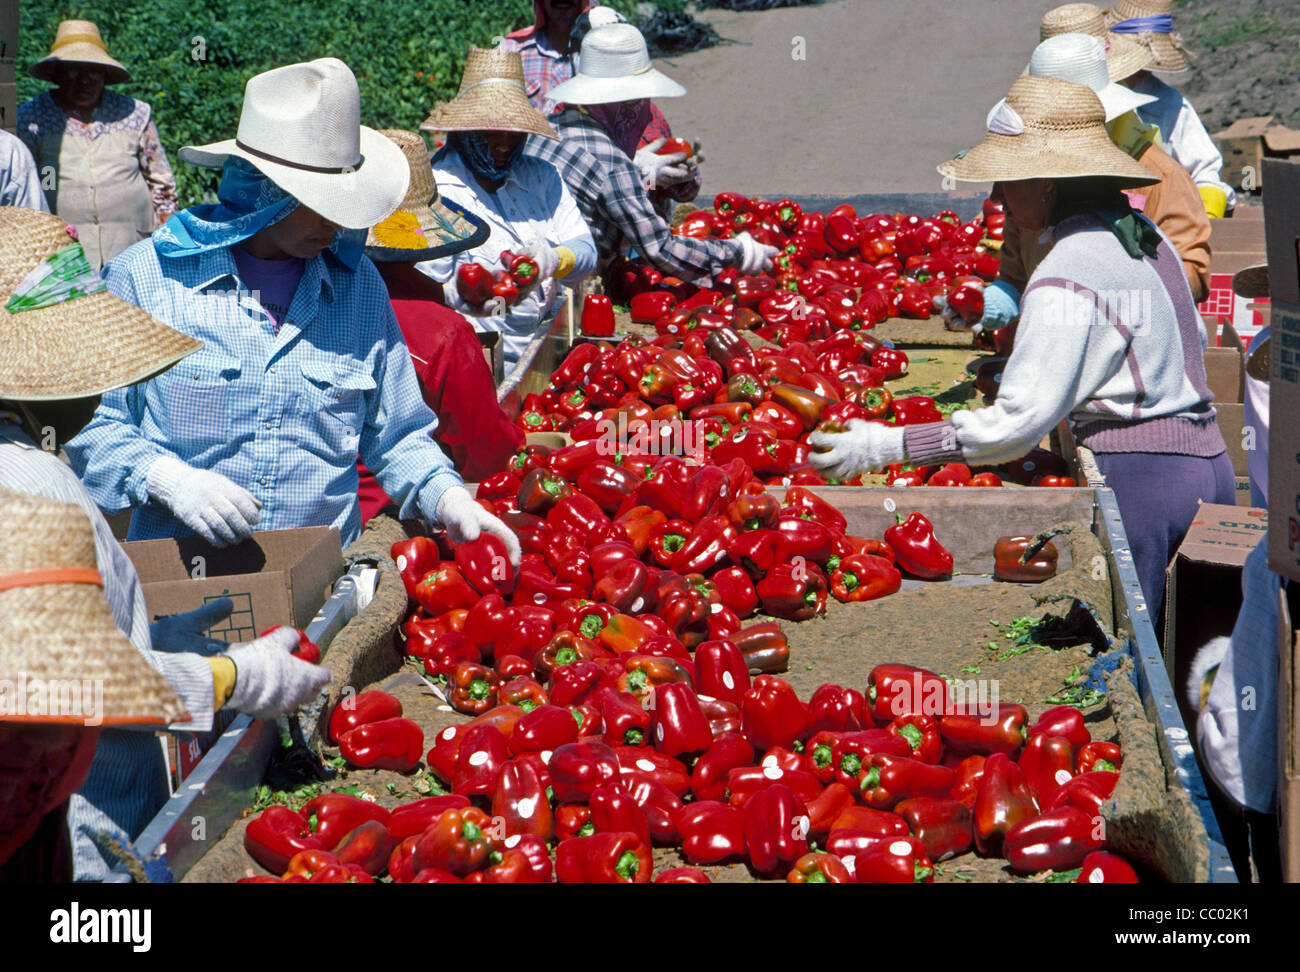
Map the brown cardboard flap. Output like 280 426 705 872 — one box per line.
1263 160 1300 304
1204 346 1244 404
288 528 344 629
1268 301 1300 581
137 575 292 643
1214 403 1251 477
1174 503 1268 567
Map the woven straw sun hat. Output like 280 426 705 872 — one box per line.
1040 3 1153 82
1105 0 1190 75
939 75 1159 187
364 130 490 262
545 23 686 106
0 208 200 401
1024 34 1157 122
421 49 558 139
0 489 187 726
180 58 410 231
29 20 130 85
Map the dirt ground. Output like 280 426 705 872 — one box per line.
652 0 1298 197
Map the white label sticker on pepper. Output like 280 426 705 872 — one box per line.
889 840 912 856
1088 867 1104 883
884 498 897 513
636 759 657 773
468 750 489 766
722 671 735 690
1055 769 1073 786
516 797 536 819
540 750 552 764
396 555 407 571
762 764 783 780
442 727 456 741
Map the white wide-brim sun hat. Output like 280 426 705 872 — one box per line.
1024 32 1157 122
546 23 686 106
180 58 409 231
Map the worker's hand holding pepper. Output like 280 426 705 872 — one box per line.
634 138 690 190
434 485 521 568
223 626 331 719
731 232 779 275
808 419 907 479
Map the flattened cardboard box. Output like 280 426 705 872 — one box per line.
1214 402 1250 478
1165 503 1265 733
123 526 343 643
1265 160 1300 581
1204 320 1245 404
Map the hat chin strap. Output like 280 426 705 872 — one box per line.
235 139 364 174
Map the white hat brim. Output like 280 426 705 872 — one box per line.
1096 81 1157 122
546 68 686 106
178 126 410 230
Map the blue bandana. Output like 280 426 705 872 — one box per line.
445 132 524 186
153 158 365 269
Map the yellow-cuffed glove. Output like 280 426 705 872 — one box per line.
208 656 238 709
554 246 575 279
1199 185 1228 219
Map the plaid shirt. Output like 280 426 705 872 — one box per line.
527 107 736 283
65 241 464 548
498 26 701 210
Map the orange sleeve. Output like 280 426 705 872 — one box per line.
1134 144 1212 303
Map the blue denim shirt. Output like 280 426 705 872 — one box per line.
66 239 464 546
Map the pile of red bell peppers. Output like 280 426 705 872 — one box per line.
244 641 1138 881
515 328 1077 489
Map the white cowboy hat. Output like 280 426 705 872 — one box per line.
179 58 409 231
546 23 686 106
1025 33 1156 121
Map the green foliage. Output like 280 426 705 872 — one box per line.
19 0 540 206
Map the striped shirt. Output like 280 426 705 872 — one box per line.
0 417 215 881
527 107 738 283
64 241 465 547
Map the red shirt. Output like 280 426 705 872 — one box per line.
357 282 522 524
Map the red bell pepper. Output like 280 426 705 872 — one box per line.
650 682 713 758
1045 772 1119 818
884 512 953 579
615 746 692 798
1028 705 1092 750
509 703 581 755
731 621 791 674
741 676 808 751
388 795 471 841
1077 741 1123 774
1077 850 1140 884
973 752 1038 857
894 797 973 861
553 804 593 841
655 867 711 883
328 690 403 745
390 537 441 600
940 702 1029 757
829 553 901 603
1005 806 1105 874
806 683 867 735
589 781 651 849
448 723 510 797
787 852 853 883
301 793 390 852
411 806 497 876
887 713 943 764
827 807 911 841
695 639 751 707
858 753 958 810
338 717 424 773
468 833 554 884
548 741 622 803
850 835 935 883
244 806 324 874
555 831 652 883
772 517 836 564
744 783 810 877
456 263 493 305
1018 733 1076 806
690 732 754 801
866 663 949 723
674 800 747 864
672 515 739 574
993 535 1059 583
414 563 481 615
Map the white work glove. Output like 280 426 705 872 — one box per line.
145 455 261 547
150 598 234 656
518 240 559 282
978 280 1021 332
434 485 522 567
808 420 907 480
731 232 780 275
224 627 331 720
634 138 690 191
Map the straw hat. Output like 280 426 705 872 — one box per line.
0 489 187 726
1026 34 1157 121
1232 264 1268 300
364 130 489 263
0 208 200 401
180 58 410 231
1040 4 1153 81
545 23 686 106
420 49 558 139
1105 0 1190 74
28 20 130 85
939 75 1159 186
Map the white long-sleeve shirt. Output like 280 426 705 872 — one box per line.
418 148 596 369
1130 73 1237 211
0 130 50 212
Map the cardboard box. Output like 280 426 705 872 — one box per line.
1279 585 1300 882
1199 274 1270 347
1163 503 1266 729
122 526 343 643
1235 476 1253 508
1214 402 1251 478
1214 116 1300 193
1204 320 1245 403
1265 158 1300 581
